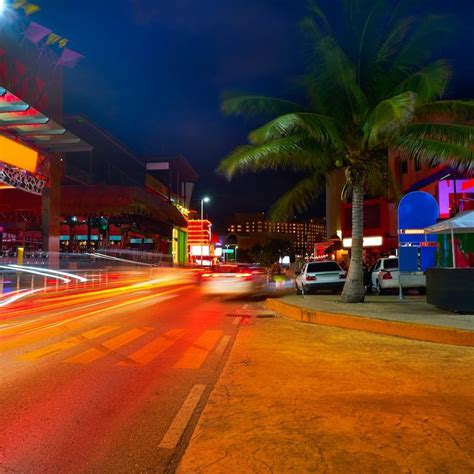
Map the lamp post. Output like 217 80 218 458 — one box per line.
200 197 210 265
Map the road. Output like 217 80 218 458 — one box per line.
0 278 252 473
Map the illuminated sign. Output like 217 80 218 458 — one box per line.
0 163 46 195
0 135 38 173
399 229 425 234
342 236 383 248
190 245 210 256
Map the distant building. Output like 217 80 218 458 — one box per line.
224 212 326 256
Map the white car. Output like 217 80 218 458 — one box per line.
200 264 268 297
295 261 345 295
369 256 426 295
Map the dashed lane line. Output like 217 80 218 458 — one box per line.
214 335 231 358
159 384 207 450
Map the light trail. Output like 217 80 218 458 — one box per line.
0 289 42 307
5 286 192 338
86 252 152 267
0 265 71 283
6 265 88 282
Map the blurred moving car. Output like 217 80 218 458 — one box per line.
295 261 345 294
200 264 268 297
368 256 426 295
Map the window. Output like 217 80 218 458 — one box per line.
401 160 408 174
383 258 398 270
307 262 341 273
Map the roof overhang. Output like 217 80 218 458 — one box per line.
0 87 92 153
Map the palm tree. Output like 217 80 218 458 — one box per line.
218 0 474 302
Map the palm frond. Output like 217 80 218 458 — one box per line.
268 174 325 221
403 123 474 148
307 35 368 125
221 95 305 120
415 100 474 121
394 136 474 171
392 60 451 102
218 136 314 179
391 14 455 72
249 112 342 147
365 91 416 147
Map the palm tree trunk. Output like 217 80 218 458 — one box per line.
341 179 365 303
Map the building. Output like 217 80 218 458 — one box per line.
0 21 90 265
58 122 197 265
187 219 213 264
325 149 473 264
224 212 326 256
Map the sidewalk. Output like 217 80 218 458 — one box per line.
178 313 474 473
265 294 474 346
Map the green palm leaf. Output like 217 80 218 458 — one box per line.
415 100 474 121
394 136 474 170
365 91 416 147
404 123 474 148
249 112 342 147
268 174 326 221
218 136 312 179
392 60 451 102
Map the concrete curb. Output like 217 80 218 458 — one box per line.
265 298 474 347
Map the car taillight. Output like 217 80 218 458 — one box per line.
202 273 212 278
382 272 392 280
306 276 317 281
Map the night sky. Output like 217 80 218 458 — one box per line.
31 0 474 223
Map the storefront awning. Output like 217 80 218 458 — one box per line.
0 87 92 153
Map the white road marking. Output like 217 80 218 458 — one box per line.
232 317 242 325
214 335 231 357
159 384 207 450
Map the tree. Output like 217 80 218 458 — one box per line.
218 0 474 302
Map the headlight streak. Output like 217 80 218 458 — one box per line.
0 289 42 307
6 265 88 282
86 252 152 267
0 265 71 283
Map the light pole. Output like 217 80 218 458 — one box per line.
200 197 210 265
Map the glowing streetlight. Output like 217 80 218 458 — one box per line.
200 197 210 265
0 0 6 15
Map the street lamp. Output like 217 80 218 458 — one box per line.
200 196 210 265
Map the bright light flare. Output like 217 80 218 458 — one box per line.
0 265 71 283
0 289 42 307
6 265 88 282
0 0 6 15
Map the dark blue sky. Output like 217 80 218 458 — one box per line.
33 0 473 220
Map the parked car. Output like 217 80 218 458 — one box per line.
368 256 426 295
295 261 345 294
200 263 268 297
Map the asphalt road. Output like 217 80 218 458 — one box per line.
0 280 251 473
